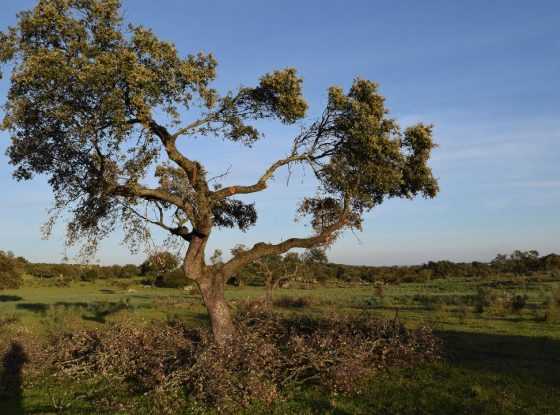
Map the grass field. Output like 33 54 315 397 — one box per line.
1 275 559 414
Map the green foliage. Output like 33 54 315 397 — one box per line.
473 287 499 314
0 0 219 251
0 0 439 266
238 68 308 126
140 251 179 279
26 262 138 281
158 269 186 288
509 293 528 313
17 248 560 289
80 268 98 282
302 247 328 264
0 250 24 289
322 82 438 208
492 250 542 275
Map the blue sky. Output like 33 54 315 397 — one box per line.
1 0 559 265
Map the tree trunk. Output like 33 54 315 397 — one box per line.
197 274 235 346
183 232 236 346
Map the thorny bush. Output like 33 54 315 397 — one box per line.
49 310 440 411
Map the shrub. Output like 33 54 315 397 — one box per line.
509 294 528 313
120 264 140 278
80 268 98 282
273 295 312 308
363 296 384 308
0 251 23 289
140 251 179 278
50 311 440 411
474 289 528 315
157 269 186 288
473 287 498 313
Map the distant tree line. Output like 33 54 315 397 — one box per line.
23 262 139 282
229 249 560 286
1 249 558 291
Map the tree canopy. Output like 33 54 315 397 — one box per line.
1 0 439 343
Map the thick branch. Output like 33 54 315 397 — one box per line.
148 120 199 181
221 214 347 277
126 117 200 182
113 183 192 215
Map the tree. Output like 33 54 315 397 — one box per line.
302 248 328 265
1 0 439 345
0 250 24 289
232 245 300 307
140 251 179 285
299 247 329 286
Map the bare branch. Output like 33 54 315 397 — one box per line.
211 153 309 200
120 202 194 241
208 165 232 183
172 114 216 139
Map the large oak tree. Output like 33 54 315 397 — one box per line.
1 0 439 344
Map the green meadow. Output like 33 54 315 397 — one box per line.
1 274 559 414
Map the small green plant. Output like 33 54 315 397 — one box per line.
363 297 383 309
509 294 528 314
473 287 497 313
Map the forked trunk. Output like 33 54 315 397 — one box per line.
197 274 235 346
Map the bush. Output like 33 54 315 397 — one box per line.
273 295 312 308
157 269 186 288
80 268 98 282
140 251 179 278
473 287 497 313
363 296 384 308
50 311 440 411
509 294 528 313
473 287 528 315
0 251 23 289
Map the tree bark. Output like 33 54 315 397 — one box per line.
197 275 235 346
183 232 236 346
